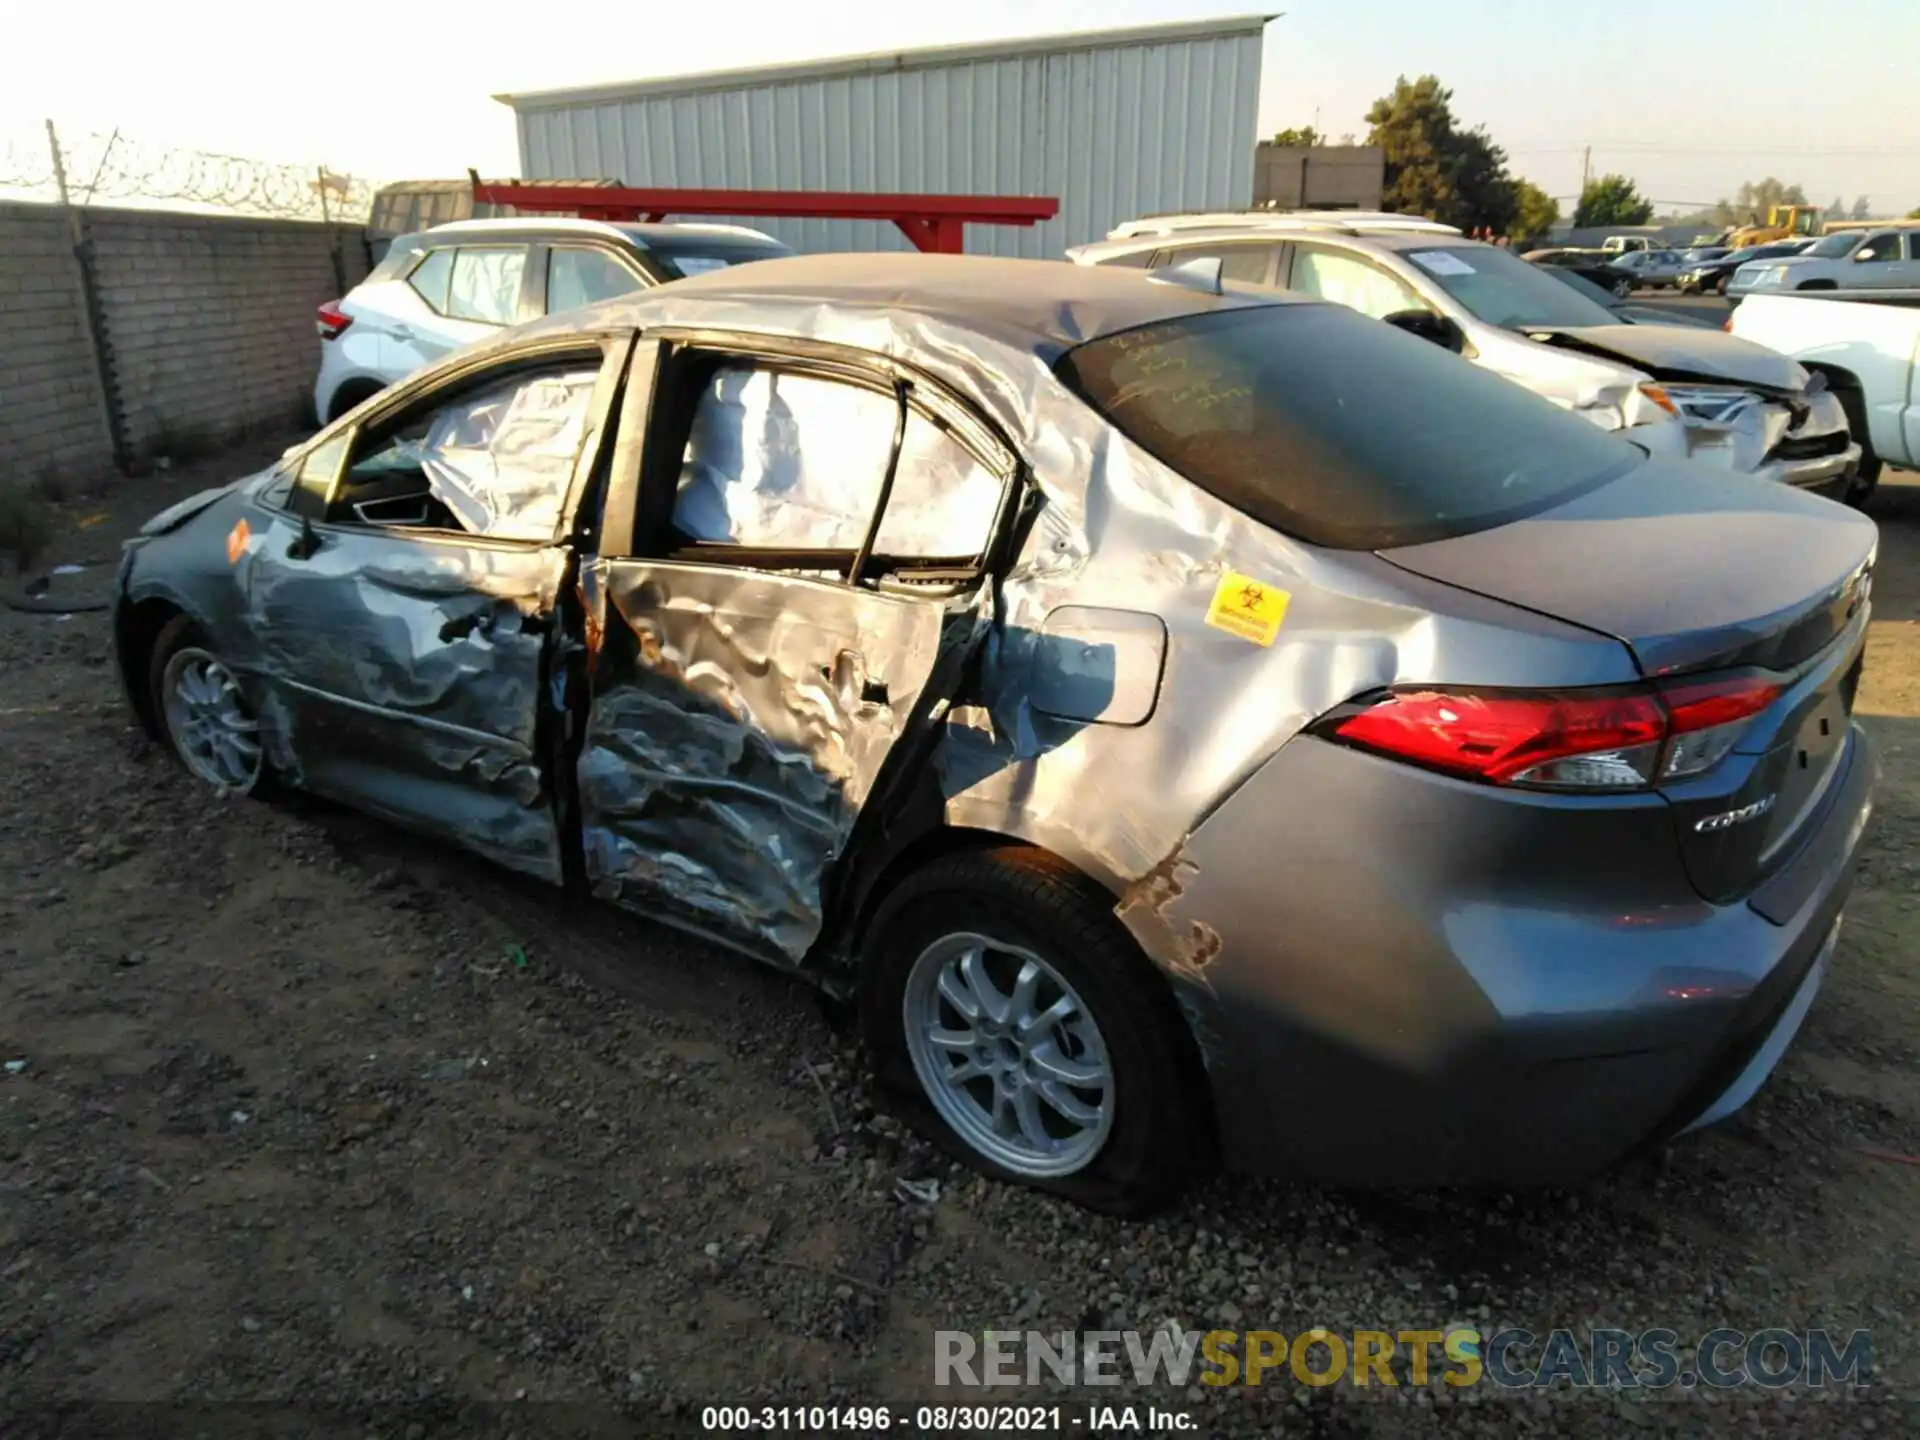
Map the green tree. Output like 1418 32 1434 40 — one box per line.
1270 126 1323 147
1512 179 1560 242
1364 75 1517 233
1574 174 1655 228
1852 195 1873 219
1712 178 1810 227
1908 205 1920 219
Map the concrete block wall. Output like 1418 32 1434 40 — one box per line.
0 203 117 487
0 201 370 490
88 209 369 463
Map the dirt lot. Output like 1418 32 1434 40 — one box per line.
2 442 1916 1438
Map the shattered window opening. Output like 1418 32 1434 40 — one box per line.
667 361 1008 567
335 366 602 542
672 365 895 551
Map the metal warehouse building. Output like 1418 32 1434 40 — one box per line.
495 15 1270 257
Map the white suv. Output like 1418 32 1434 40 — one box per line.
1069 212 1860 498
315 218 792 423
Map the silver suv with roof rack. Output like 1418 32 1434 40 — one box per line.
314 217 793 424
1070 212 1863 501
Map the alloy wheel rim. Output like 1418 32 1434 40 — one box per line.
161 648 262 794
902 932 1115 1178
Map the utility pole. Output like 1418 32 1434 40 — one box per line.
46 120 127 475
1580 146 1592 197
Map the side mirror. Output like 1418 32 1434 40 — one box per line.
1383 309 1464 353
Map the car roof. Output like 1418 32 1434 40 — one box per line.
1071 225 1486 266
416 217 785 248
564 251 1300 358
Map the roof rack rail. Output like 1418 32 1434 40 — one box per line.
1105 209 1464 242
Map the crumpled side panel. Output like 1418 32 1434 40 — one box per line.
578 562 946 962
242 517 567 881
494 285 1633 1001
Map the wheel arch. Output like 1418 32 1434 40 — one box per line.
1800 361 1876 456
114 594 190 740
840 821 1222 1165
325 375 387 424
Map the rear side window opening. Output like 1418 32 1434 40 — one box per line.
1055 304 1642 551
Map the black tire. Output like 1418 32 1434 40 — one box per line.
1850 462 1881 514
860 846 1212 1216
1715 274 1730 296
148 615 273 797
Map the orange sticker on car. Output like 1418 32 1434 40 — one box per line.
1205 570 1290 647
226 517 252 565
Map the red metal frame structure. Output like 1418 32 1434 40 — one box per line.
468 174 1058 254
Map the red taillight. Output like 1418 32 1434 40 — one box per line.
1660 674 1780 733
1656 674 1780 780
1321 674 1779 791
316 301 352 340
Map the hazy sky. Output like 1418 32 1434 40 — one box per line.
5 0 1916 216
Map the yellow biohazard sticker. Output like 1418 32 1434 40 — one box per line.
1205 570 1291 647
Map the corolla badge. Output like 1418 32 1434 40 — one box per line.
1695 796 1776 833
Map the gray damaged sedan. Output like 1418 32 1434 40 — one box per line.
115 255 1877 1212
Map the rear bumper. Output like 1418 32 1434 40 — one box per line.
1121 724 1877 1187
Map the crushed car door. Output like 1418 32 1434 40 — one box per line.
242 333 632 881
576 337 1017 963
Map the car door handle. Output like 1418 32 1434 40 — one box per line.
389 324 414 341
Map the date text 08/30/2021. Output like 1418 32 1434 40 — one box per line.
699 1405 1195 1432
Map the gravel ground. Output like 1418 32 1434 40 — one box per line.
1 441 1916 1439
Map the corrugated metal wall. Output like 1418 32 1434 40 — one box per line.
508 21 1265 258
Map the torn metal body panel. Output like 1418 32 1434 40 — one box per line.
241 511 568 879
568 260 1642 913
577 559 953 962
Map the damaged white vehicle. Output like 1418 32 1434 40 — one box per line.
1072 213 1865 503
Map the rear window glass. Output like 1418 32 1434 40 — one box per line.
1055 304 1641 551
640 237 796 280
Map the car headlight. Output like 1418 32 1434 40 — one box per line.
1655 384 1764 426
1576 384 1678 433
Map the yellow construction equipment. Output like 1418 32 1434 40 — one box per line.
1725 205 1822 248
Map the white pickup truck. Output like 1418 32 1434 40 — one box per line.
1732 294 1920 504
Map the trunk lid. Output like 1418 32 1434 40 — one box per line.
1379 456 1876 904
1378 457 1875 678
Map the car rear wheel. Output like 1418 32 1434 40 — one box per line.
861 846 1210 1215
1715 274 1730 296
149 616 264 796
1613 277 1633 298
